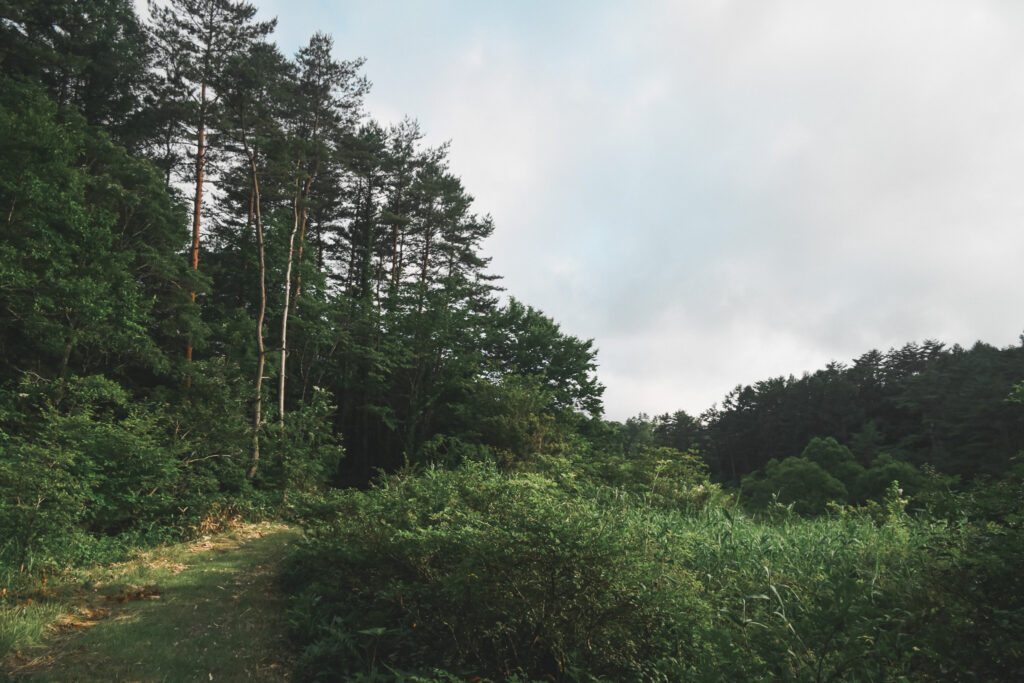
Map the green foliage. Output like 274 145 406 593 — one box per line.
0 0 605 597
255 387 345 493
285 464 1024 681
0 73 192 386
1009 380 1024 405
742 456 849 515
801 437 863 491
462 374 571 467
0 366 280 574
4 2 1024 678
561 414 727 514
577 444 726 513
740 436 935 515
887 470 1024 679
481 299 604 417
702 341 1024 483
285 463 709 681
0 376 173 567
858 453 927 502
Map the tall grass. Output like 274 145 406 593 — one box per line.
0 601 63 660
285 463 1024 681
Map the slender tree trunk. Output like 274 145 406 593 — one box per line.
163 124 175 188
247 168 267 480
316 225 324 272
375 252 383 311
186 81 207 384
417 226 432 315
391 224 400 284
292 172 316 308
361 182 375 296
293 114 319 307
345 179 364 291
61 339 73 376
279 185 301 428
294 217 307 305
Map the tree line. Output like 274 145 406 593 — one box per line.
612 339 1024 513
0 0 602 565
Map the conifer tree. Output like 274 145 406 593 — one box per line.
276 34 366 427
216 41 291 478
148 0 274 371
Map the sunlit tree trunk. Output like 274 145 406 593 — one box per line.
292 112 320 308
186 81 207 383
279 184 301 428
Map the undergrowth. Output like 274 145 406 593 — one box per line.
285 462 1024 681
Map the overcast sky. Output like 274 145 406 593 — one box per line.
257 0 1024 421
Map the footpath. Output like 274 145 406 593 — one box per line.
2 523 299 682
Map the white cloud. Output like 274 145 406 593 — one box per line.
260 0 1024 419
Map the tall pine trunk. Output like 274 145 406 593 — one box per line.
186 81 207 382
291 172 316 309
391 224 400 284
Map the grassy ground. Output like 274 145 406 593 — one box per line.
1 522 299 682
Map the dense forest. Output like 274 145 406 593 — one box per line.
1 0 1023 679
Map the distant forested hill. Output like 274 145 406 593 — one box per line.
620 339 1024 485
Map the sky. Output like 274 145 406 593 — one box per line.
255 0 1024 421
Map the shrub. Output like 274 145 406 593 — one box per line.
284 463 710 681
741 456 848 514
858 453 926 502
802 436 867 501
0 375 181 568
285 464 1024 681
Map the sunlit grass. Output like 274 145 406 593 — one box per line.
1 522 299 681
0 602 64 663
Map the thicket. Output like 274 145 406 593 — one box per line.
284 461 1024 681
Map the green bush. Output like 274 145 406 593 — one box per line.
741 456 849 514
252 386 345 493
802 436 867 501
572 444 727 513
0 376 181 568
285 463 1024 681
740 437 933 515
284 463 710 681
858 453 927 502
0 371 288 576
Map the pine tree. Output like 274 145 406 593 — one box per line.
276 35 366 427
216 41 292 478
148 0 274 372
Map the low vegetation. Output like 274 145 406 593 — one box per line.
2 522 297 680
284 461 1024 681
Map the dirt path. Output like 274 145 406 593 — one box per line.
2 522 300 682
